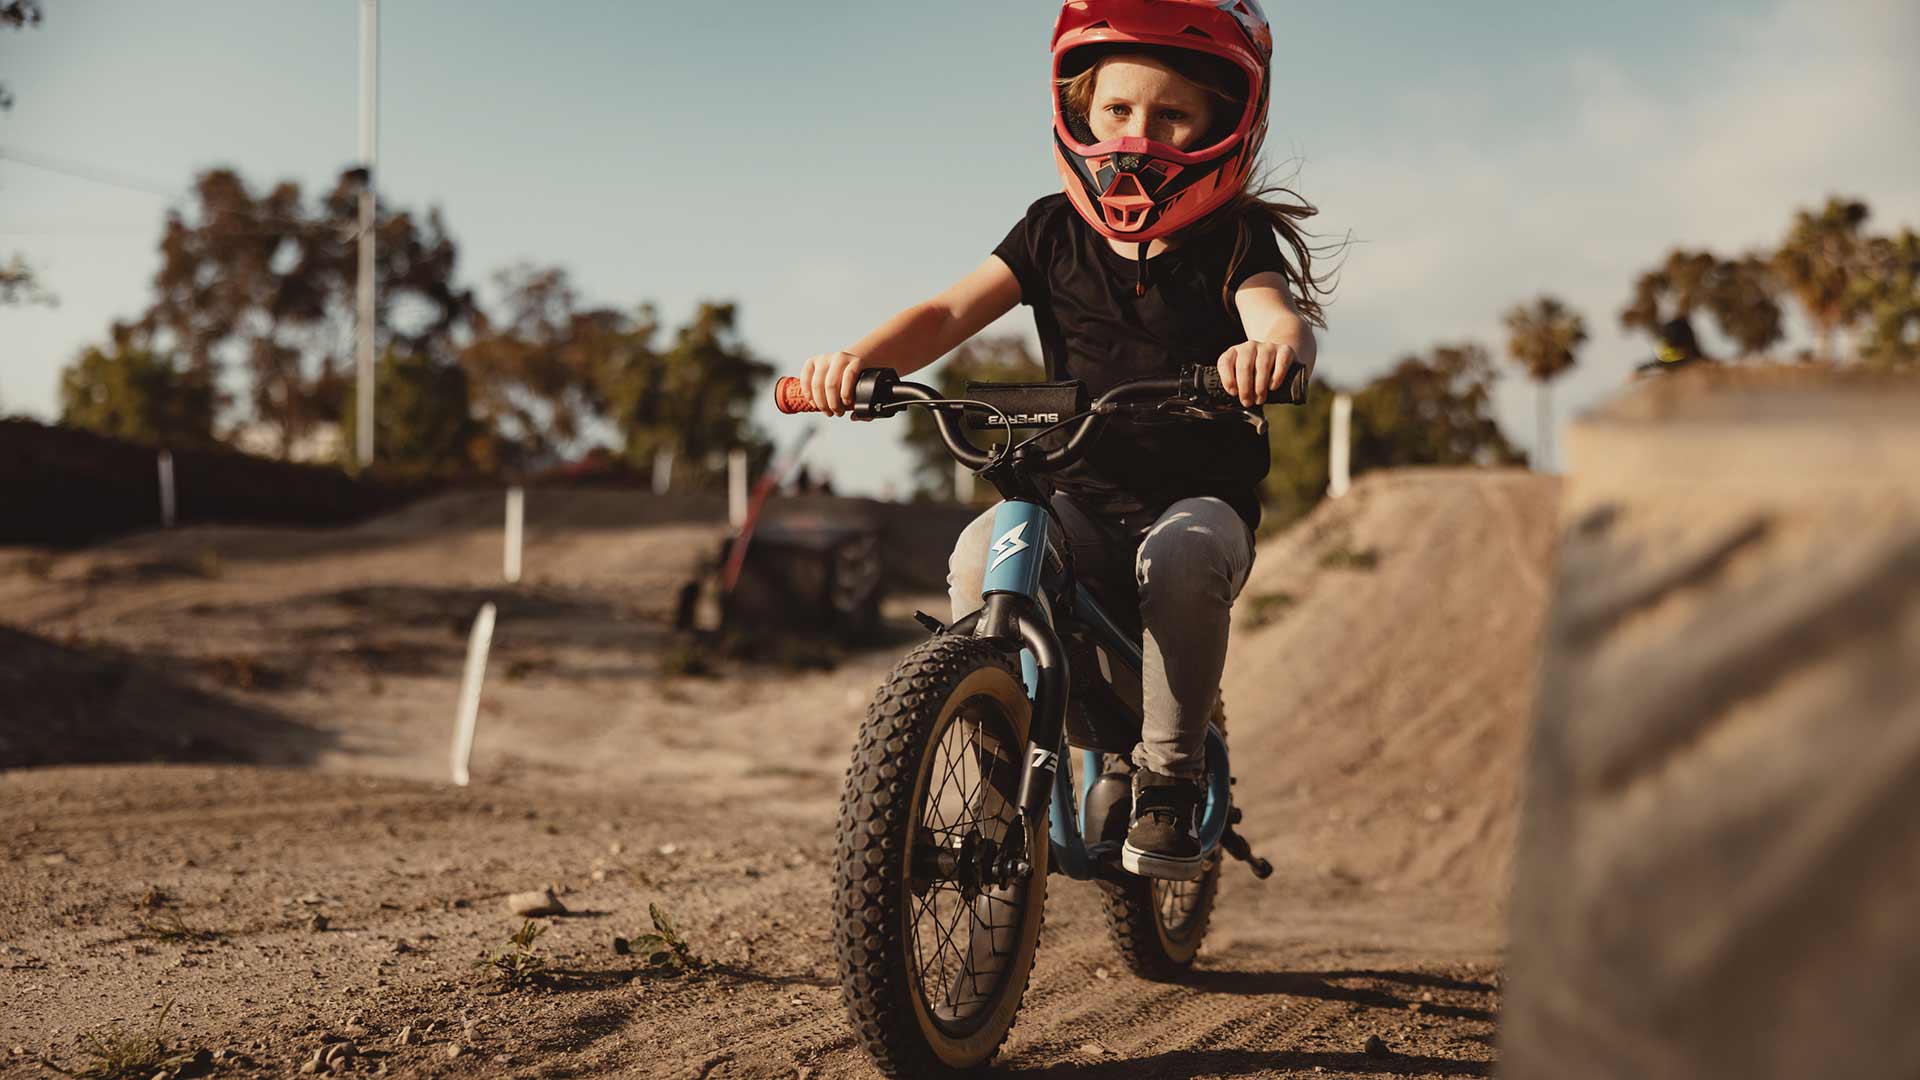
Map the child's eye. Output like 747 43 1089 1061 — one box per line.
1104 105 1130 118
1158 110 1188 123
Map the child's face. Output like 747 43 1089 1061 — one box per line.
1085 56 1215 151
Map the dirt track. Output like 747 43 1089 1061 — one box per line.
0 472 1555 1078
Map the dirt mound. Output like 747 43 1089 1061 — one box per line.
0 627 333 769
0 417 423 547
1222 467 1561 913
1503 369 1920 1079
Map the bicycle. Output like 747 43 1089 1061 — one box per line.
774 361 1305 1075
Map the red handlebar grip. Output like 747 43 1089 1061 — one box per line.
774 376 819 414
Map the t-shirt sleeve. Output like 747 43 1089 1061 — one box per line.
991 197 1056 308
1225 217 1293 294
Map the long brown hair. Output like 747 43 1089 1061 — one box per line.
1059 51 1340 327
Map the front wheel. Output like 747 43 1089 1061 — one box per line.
833 635 1049 1077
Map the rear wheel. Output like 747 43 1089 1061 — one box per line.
833 635 1048 1077
1099 698 1227 979
1101 861 1219 979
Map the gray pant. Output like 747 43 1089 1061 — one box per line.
947 494 1254 780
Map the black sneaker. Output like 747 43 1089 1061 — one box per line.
1120 767 1206 881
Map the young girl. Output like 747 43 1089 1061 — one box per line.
796 0 1331 880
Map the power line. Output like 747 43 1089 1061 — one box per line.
0 145 363 240
0 146 178 198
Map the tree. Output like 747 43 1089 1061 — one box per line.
460 265 624 465
0 253 55 307
1620 249 1785 361
1263 344 1526 527
900 335 1044 499
611 301 773 487
1621 250 1716 353
1350 344 1527 470
1854 228 1920 370
0 1 42 112
1258 377 1338 526
130 166 475 458
459 270 774 481
59 343 218 448
2 3 52 308
1703 255 1784 358
1503 295 1587 471
336 351 481 474
1773 196 1871 362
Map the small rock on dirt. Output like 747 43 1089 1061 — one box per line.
396 1026 417 1046
612 937 630 955
446 1044 465 1060
306 913 330 933
1362 1034 1389 1057
504 888 566 917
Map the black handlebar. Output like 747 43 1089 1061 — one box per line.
855 361 1307 475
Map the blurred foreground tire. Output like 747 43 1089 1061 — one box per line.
1502 370 1920 1080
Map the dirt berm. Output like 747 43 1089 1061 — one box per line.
2 469 1555 1077
1502 368 1920 1080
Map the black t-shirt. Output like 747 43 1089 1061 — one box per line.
992 193 1287 532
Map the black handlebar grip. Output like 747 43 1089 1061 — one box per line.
1279 359 1309 406
1190 360 1309 407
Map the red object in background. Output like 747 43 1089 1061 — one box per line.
774 377 819 415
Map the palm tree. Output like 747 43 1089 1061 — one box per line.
1773 196 1870 362
1503 296 1588 472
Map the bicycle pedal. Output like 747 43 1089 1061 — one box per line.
1220 825 1274 880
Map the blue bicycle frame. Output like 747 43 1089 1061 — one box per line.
972 497 1232 882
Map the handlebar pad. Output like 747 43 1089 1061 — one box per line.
774 376 819 414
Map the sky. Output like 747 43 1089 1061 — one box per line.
4 0 1918 492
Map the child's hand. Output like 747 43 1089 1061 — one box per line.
798 351 868 417
1216 341 1303 406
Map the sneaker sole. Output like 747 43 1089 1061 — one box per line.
1120 841 1206 881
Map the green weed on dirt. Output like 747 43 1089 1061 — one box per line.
40 1001 191 1080
136 911 223 945
476 921 549 990
627 903 709 975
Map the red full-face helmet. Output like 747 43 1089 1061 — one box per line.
1051 0 1273 243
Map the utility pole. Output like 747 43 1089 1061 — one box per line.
355 0 379 468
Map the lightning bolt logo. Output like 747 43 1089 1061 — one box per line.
987 521 1031 574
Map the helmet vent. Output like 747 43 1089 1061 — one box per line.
1180 26 1213 39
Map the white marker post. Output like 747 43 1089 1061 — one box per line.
157 451 177 528
652 448 674 496
503 486 524 584
954 461 975 505
1329 393 1353 499
450 601 497 787
727 448 749 529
